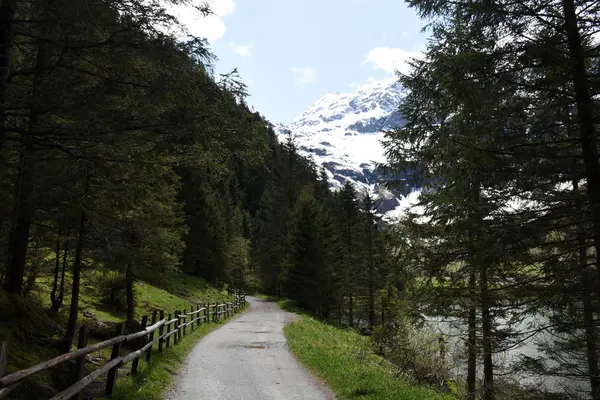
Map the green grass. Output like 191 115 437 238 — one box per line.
32 268 228 324
284 316 455 400
1 268 235 399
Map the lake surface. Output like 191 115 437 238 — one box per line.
425 313 590 398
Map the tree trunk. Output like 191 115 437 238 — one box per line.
560 0 600 283
348 293 353 327
466 269 477 400
5 143 36 294
126 262 134 322
60 208 86 354
57 238 68 308
4 5 54 294
573 177 600 399
50 226 62 311
22 262 38 297
381 295 385 326
582 272 600 399
0 0 16 161
367 211 375 329
61 168 89 354
480 264 494 400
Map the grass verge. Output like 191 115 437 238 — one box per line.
106 303 248 400
1 269 234 399
284 316 455 400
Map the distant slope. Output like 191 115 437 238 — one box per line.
275 78 418 215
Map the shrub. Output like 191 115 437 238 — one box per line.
372 318 451 391
97 271 128 312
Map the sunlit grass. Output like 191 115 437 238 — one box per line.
284 316 456 400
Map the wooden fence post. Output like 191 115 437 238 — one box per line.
174 311 179 344
196 305 200 327
183 308 187 336
204 303 208 323
146 310 157 363
131 315 148 377
166 313 172 348
0 342 7 378
189 305 194 332
158 310 165 353
72 326 89 400
105 323 125 396
0 342 7 375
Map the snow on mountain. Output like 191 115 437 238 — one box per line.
275 78 419 214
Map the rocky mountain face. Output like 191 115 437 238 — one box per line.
275 78 417 214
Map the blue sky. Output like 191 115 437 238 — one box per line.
169 0 428 124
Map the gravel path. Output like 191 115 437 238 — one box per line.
166 296 334 400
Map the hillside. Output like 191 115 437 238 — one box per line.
0 271 228 399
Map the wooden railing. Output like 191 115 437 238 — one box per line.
0 290 246 400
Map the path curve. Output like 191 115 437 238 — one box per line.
166 296 334 400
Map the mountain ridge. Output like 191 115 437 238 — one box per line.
274 78 416 215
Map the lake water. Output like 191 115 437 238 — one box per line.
425 313 590 398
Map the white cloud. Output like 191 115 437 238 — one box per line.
229 41 252 57
350 77 396 91
364 47 423 75
290 66 317 85
207 0 235 16
163 0 236 43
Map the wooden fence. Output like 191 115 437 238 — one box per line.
0 290 246 400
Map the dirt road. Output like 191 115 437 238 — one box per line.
166 297 333 400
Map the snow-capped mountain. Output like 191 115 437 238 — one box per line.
275 78 417 214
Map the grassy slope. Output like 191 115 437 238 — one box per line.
0 269 233 399
284 316 455 400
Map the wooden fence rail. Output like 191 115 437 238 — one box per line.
0 290 246 400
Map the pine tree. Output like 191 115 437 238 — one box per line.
386 0 600 397
333 182 362 326
283 185 335 317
